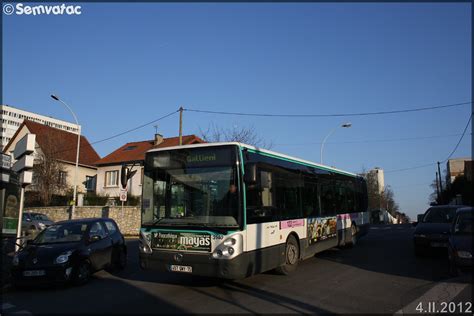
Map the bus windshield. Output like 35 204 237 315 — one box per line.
141 146 241 229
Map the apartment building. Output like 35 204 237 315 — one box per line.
1 104 80 150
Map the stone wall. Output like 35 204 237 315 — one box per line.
26 206 141 236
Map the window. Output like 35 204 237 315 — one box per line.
320 180 336 216
302 176 320 217
89 222 107 238
105 170 119 187
124 145 137 151
58 171 67 186
85 176 96 191
104 221 118 234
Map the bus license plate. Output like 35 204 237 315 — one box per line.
431 242 447 247
23 270 45 277
170 265 192 273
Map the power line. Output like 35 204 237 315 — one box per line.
385 113 472 174
442 113 473 162
184 101 471 118
385 162 437 173
91 110 179 145
275 133 466 146
52 110 179 156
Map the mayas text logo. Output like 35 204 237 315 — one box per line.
179 235 211 248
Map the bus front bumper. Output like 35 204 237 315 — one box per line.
139 250 251 279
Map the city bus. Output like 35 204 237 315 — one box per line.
139 142 369 279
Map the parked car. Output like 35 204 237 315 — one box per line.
22 212 54 236
448 207 473 275
413 205 467 256
11 218 127 286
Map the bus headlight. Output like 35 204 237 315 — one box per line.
212 235 242 259
223 238 236 246
139 231 152 254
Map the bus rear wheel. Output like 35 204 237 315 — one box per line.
347 223 357 247
275 235 299 275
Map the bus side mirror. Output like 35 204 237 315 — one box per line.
244 164 257 184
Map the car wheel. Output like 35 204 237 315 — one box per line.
73 261 91 286
275 235 299 275
448 249 459 276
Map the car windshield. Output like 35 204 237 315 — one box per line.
31 214 50 221
422 207 456 223
34 223 88 244
453 213 473 234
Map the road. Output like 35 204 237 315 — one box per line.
2 224 472 314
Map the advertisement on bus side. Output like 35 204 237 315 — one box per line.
307 217 337 244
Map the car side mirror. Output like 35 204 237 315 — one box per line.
89 235 101 243
417 214 424 223
244 163 257 184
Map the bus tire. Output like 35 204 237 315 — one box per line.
347 223 357 247
275 235 299 275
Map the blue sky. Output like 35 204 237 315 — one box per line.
3 3 471 219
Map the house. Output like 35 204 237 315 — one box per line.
3 120 100 195
94 133 205 200
446 158 472 188
1 104 80 150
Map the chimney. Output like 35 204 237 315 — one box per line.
154 133 164 146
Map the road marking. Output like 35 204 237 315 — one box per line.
395 280 468 315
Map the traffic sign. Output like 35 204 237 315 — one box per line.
119 188 128 202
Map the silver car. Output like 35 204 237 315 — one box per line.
22 212 54 236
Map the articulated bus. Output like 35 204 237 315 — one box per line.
139 142 369 279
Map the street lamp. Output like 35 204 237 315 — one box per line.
320 122 352 164
51 94 81 219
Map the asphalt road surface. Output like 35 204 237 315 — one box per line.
2 224 472 314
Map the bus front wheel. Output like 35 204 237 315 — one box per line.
275 235 299 275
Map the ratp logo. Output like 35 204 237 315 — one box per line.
3 3 82 16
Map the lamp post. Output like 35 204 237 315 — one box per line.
51 94 81 219
320 122 352 164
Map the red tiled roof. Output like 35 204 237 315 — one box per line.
5 120 100 166
94 135 205 166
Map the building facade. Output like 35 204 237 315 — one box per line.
367 167 385 193
446 158 472 187
3 120 99 196
1 104 80 150
95 134 205 201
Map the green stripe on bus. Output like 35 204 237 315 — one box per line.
238 146 247 229
246 148 355 177
140 228 233 236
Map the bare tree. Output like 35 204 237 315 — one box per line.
31 131 69 206
199 123 273 149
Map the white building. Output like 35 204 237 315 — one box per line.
1 104 80 150
368 167 385 193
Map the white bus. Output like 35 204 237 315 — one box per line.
139 142 369 278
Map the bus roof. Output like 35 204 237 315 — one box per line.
146 142 359 177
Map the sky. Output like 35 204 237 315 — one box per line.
2 3 472 219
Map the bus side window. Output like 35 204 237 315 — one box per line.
302 176 319 217
260 170 273 207
320 180 336 217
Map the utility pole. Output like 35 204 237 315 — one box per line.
179 107 183 146
437 161 443 204
435 171 440 202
